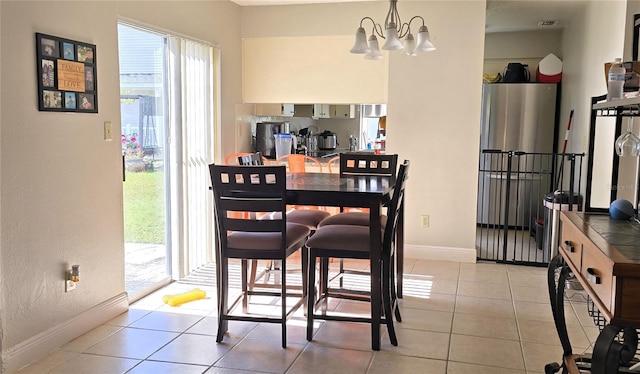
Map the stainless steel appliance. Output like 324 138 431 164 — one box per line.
349 135 358 151
317 130 338 150
477 83 558 226
255 121 288 159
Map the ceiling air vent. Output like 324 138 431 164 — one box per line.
538 20 558 27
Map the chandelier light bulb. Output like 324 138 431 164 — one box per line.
403 33 417 56
382 23 403 50
365 35 383 60
350 27 371 54
415 25 436 52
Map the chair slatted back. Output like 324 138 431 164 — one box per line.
209 165 288 250
339 153 398 177
238 152 265 166
383 160 409 249
327 156 340 174
224 152 270 165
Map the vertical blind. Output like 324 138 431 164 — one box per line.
167 36 218 278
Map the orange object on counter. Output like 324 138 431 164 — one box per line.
378 116 386 130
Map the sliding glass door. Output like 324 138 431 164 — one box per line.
118 23 170 300
118 22 218 301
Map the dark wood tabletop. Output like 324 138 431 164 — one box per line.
285 172 393 207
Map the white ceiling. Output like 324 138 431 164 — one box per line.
485 0 588 33
229 0 589 34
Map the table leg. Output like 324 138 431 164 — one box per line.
545 254 573 373
591 325 638 374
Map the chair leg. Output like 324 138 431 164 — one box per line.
382 255 398 346
389 251 402 322
281 258 287 348
301 245 308 315
217 256 229 343
339 259 344 288
249 259 258 292
307 250 316 341
320 257 330 313
273 260 282 285
241 259 249 313
265 260 273 283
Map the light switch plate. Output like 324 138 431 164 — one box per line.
104 121 112 141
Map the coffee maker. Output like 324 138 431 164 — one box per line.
255 121 289 159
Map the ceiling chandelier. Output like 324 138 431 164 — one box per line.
350 0 435 60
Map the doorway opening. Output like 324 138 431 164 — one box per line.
118 23 170 300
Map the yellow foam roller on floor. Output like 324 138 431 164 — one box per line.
163 288 206 306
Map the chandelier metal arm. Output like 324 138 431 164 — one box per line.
385 0 400 29
359 16 385 39
399 15 425 39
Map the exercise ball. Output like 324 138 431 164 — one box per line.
609 199 635 220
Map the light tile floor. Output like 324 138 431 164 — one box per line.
18 259 602 374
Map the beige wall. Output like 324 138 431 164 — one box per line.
485 30 563 59
386 1 486 253
1 0 124 356
559 0 626 209
0 1 241 371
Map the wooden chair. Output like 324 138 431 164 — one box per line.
209 164 310 348
237 152 265 166
319 153 399 287
339 153 398 177
326 156 340 174
235 152 325 290
271 154 331 226
305 160 409 350
224 152 270 165
276 154 323 173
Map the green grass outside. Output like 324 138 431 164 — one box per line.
123 170 165 244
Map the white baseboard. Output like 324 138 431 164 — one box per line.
2 292 129 373
405 244 477 263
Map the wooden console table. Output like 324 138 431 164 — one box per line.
547 211 640 374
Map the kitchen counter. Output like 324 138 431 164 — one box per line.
287 148 378 163
306 148 348 159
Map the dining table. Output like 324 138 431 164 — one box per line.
285 171 403 350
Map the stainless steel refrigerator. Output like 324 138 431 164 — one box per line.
477 83 558 227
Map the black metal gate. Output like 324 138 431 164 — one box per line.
476 151 584 265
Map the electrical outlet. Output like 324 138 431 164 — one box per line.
421 215 429 228
65 280 76 292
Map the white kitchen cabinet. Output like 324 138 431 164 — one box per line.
255 103 294 117
331 105 357 119
313 104 331 119
281 104 295 116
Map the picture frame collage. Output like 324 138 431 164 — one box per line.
36 33 97 113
